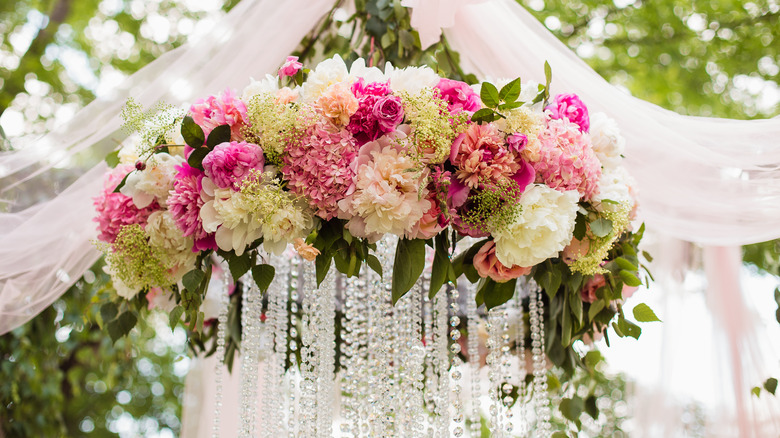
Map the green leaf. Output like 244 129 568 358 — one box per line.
112 171 132 193
251 264 275 292
619 270 642 287
615 256 638 272
107 311 137 343
633 303 661 322
430 257 447 299
183 269 206 293
642 250 654 262
536 265 562 298
590 217 613 238
392 238 426 304
315 251 333 286
569 289 583 327
559 396 583 422
228 251 252 282
181 115 205 148
105 149 120 167
470 107 496 124
551 432 569 438
764 377 778 395
480 82 500 108
100 302 118 324
544 60 552 92
588 299 605 321
206 124 231 149
573 213 587 240
616 316 642 339
169 306 184 330
752 386 762 398
498 77 522 103
367 254 382 278
585 395 599 419
561 297 572 346
187 146 210 170
482 278 517 311
496 101 524 111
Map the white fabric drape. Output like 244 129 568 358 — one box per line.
0 0 335 334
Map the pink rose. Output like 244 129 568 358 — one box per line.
581 274 606 303
202 141 264 190
546 93 590 133
406 197 446 240
372 95 404 132
278 56 302 77
506 133 528 153
473 240 531 283
435 78 481 113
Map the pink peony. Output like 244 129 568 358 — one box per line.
435 78 481 113
168 162 214 249
581 274 606 303
189 88 248 142
202 141 264 190
451 123 522 189
283 123 360 220
337 134 430 241
546 93 590 133
347 79 394 143
278 56 303 77
473 240 531 283
93 164 158 243
317 82 359 126
534 118 601 200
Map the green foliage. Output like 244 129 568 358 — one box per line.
0 260 186 437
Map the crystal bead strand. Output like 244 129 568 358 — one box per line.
514 285 528 437
211 266 230 438
422 278 438 437
259 263 278 438
397 280 425 438
339 275 359 437
486 307 504 438
371 236 397 436
315 269 337 437
466 281 481 438
433 282 450 435
287 256 301 438
238 273 262 438
267 253 291 437
298 260 318 437
449 285 465 437
529 281 551 437
500 304 514 437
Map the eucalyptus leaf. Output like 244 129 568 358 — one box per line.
590 217 613 238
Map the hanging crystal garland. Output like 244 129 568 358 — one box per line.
449 283 465 437
315 268 337 437
486 306 504 437
238 271 262 438
287 256 301 438
529 279 551 436
211 265 230 438
466 280 482 438
433 277 450 435
339 274 361 437
513 286 529 437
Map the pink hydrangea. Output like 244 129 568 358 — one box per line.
533 118 601 200
189 88 248 141
168 162 215 251
283 123 360 220
93 164 158 243
435 78 481 113
202 141 264 190
278 56 303 77
347 79 395 143
546 93 590 133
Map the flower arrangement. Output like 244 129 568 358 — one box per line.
94 55 654 368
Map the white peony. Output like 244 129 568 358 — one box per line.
592 167 635 214
385 63 439 94
242 74 279 101
300 55 349 103
589 112 625 172
349 58 387 84
120 152 183 208
200 186 263 256
492 184 579 268
261 200 314 255
118 141 140 165
145 210 197 279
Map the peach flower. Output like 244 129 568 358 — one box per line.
473 240 531 283
581 274 606 303
293 238 320 261
562 236 590 264
316 82 359 126
275 87 299 105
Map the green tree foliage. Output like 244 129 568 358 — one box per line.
0 261 189 437
517 0 780 119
